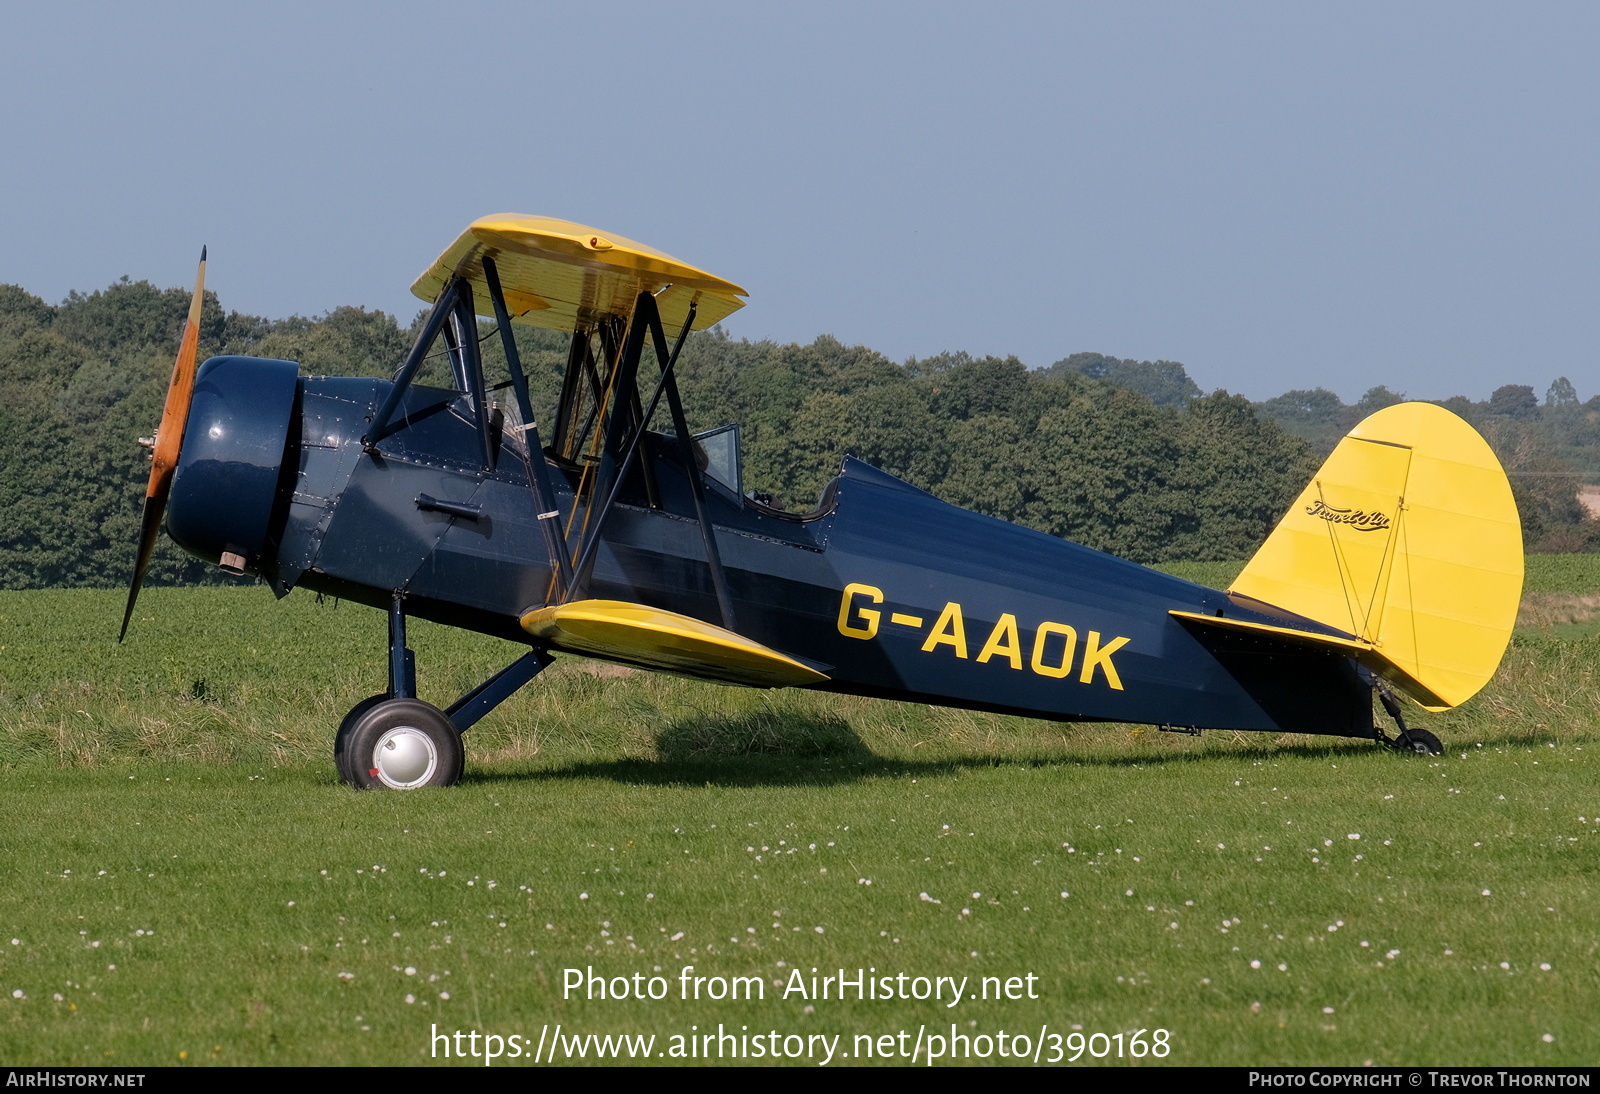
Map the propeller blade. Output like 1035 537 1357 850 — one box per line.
120 247 206 641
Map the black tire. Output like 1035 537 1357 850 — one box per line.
1397 728 1443 756
334 697 463 790
333 694 389 786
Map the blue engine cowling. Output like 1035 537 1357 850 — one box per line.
166 355 299 576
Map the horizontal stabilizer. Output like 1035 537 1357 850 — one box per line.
520 599 828 688
1169 610 1447 709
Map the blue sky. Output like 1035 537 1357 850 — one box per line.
2 2 1595 401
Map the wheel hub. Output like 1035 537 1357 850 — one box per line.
371 726 439 789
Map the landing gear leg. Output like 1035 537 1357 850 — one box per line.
333 595 555 789
1373 681 1442 756
335 596 462 788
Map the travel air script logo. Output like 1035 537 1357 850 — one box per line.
1305 499 1392 532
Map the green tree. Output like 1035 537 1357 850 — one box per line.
1255 387 1347 450
1167 393 1318 561
1046 351 1202 408
1489 384 1539 419
1545 376 1579 408
1355 385 1407 416
914 352 1031 420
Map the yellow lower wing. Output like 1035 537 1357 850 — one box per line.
520 600 828 688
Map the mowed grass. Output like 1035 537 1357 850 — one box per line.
0 558 1595 1067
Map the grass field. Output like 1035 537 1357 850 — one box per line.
0 556 1597 1066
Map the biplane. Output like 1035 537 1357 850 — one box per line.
121 215 1524 788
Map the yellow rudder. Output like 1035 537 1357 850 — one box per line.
1230 402 1522 710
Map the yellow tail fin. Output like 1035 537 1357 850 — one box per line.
1231 402 1522 710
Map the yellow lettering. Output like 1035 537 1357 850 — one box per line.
1030 622 1078 679
1078 631 1131 690
976 614 1024 669
837 583 883 640
920 602 968 658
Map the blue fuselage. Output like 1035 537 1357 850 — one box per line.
166 360 1374 738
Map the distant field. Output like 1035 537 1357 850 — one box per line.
0 563 1597 1066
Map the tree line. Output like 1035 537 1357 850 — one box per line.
0 276 1592 591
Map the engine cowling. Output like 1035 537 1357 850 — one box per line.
165 355 299 576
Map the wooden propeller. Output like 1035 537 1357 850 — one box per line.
119 248 206 641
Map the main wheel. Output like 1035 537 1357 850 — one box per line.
1396 728 1443 756
334 697 463 789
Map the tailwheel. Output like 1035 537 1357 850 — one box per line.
1373 681 1443 756
335 697 463 790
1394 728 1443 756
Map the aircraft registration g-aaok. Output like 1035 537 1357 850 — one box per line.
121 215 1523 789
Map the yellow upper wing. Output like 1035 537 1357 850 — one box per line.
412 214 747 333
